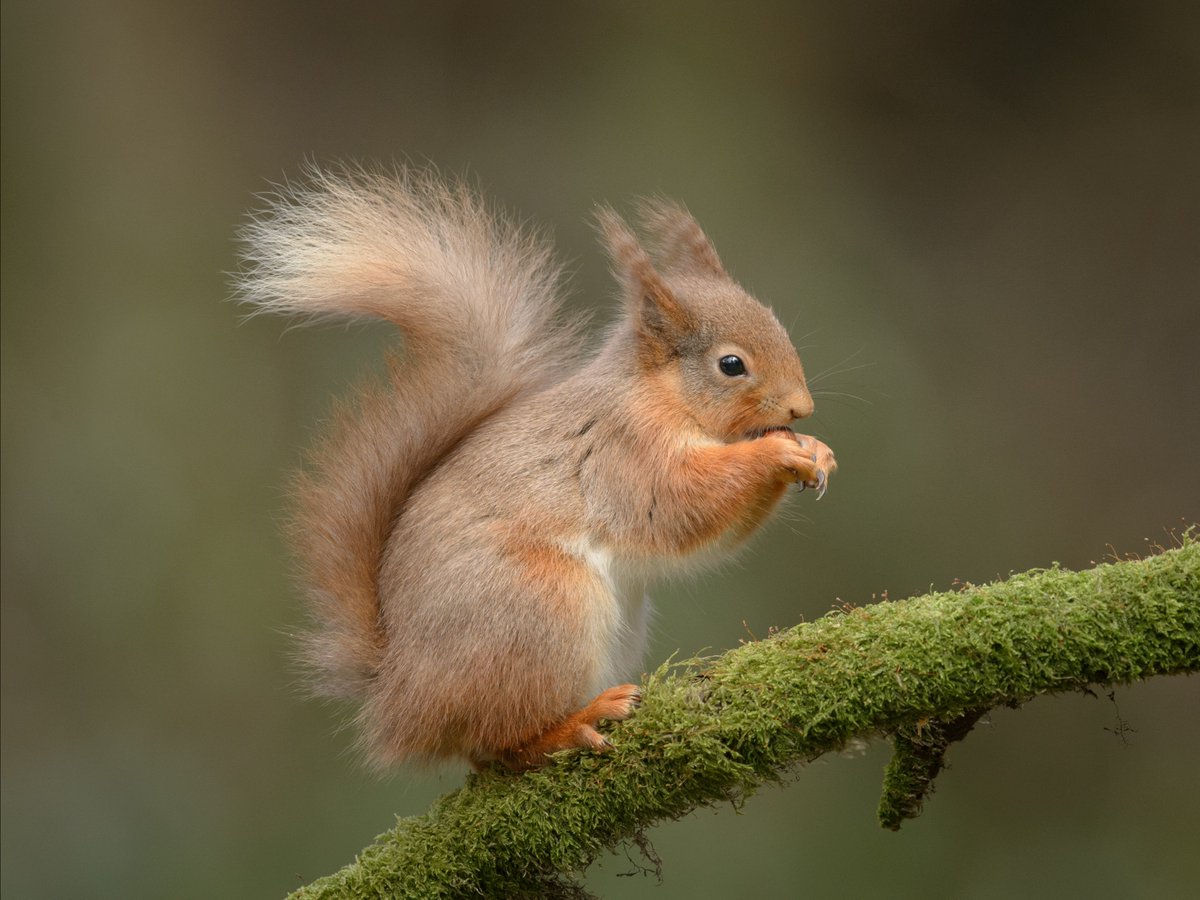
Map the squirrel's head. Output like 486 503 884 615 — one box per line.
598 201 813 442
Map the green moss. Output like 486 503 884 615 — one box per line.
293 538 1200 898
877 708 987 830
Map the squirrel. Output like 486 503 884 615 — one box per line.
238 165 836 771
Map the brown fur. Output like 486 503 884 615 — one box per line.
237 166 836 770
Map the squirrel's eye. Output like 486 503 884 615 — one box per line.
718 355 746 377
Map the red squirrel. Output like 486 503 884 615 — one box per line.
238 166 836 770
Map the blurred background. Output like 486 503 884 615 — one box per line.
3 1 1198 897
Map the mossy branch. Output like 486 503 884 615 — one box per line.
876 707 987 829
292 537 1199 898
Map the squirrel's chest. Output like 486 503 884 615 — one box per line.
569 537 652 692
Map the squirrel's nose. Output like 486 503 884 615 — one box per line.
787 390 814 421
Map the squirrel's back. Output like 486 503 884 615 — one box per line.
237 165 580 700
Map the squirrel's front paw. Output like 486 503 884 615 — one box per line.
775 433 837 497
794 434 836 497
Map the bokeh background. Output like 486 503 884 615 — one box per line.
3 1 1198 897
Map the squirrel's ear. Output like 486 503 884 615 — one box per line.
596 206 693 349
636 198 726 278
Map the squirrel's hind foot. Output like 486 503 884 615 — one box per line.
498 683 642 771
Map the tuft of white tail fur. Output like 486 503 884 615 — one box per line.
236 164 580 699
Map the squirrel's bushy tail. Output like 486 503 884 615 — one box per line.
238 164 578 699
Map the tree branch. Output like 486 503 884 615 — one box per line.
876 706 987 830
292 536 1199 898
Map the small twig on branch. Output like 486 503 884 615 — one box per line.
877 707 987 829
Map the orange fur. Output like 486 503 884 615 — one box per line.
237 166 836 770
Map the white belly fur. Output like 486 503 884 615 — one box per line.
569 537 652 696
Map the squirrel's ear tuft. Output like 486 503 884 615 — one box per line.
596 206 693 352
636 198 726 278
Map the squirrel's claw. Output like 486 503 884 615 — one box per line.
798 467 828 499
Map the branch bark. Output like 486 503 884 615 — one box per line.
292 537 1199 898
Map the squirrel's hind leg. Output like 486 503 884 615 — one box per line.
499 683 641 771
